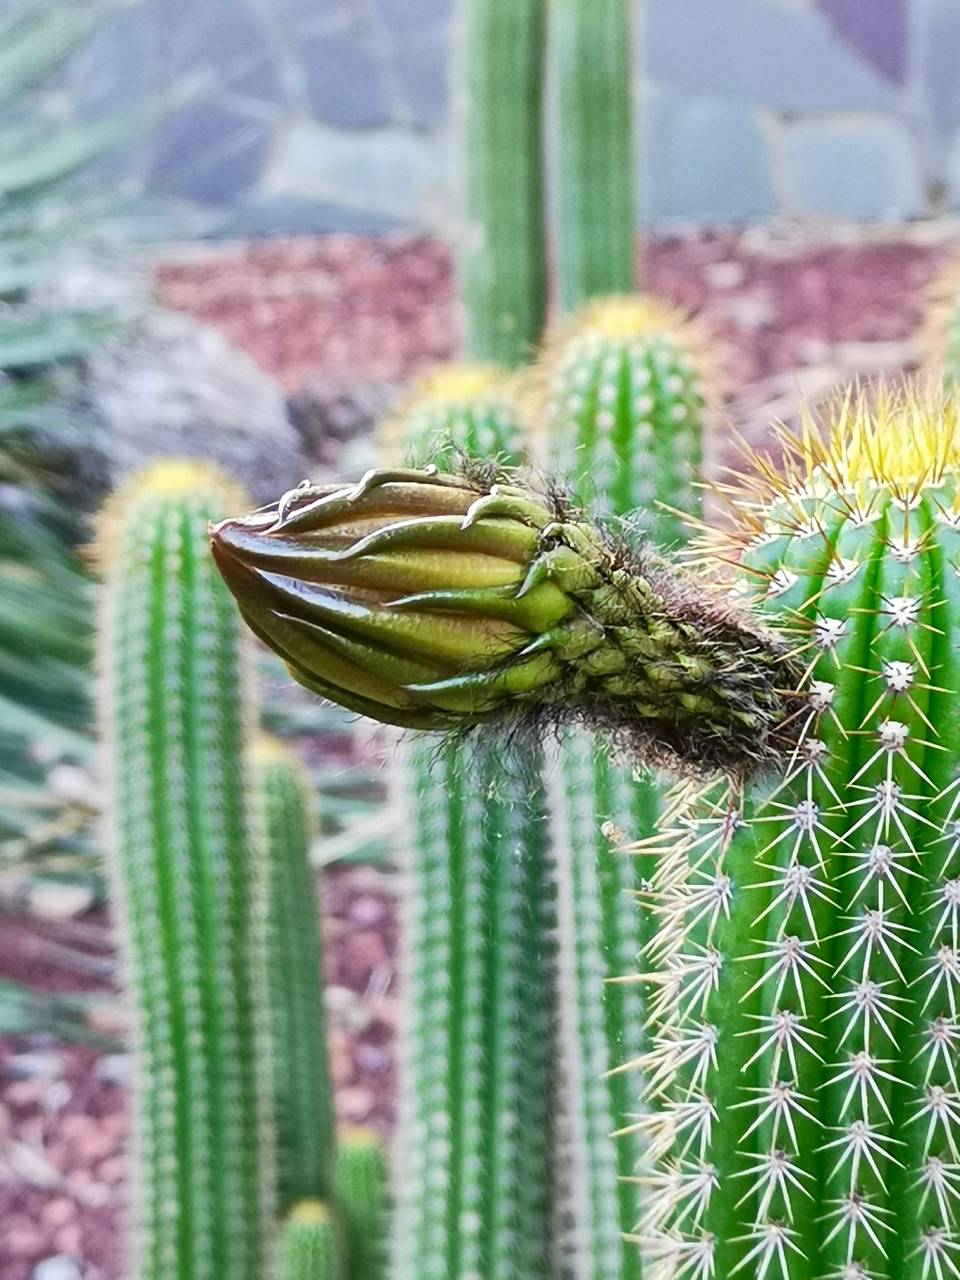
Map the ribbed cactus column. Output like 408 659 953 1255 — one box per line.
537 296 708 1278
97 462 270 1280
281 1202 345 1280
256 736 335 1212
458 0 547 366
551 0 636 311
385 376 557 1280
335 1129 389 1280
639 389 960 1280
392 740 556 1280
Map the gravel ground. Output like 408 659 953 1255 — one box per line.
4 219 959 1279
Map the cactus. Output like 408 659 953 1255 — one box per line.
380 364 527 467
637 386 960 1280
281 1202 345 1280
335 1128 389 1280
535 295 709 1278
391 737 557 1280
97 461 271 1280
380 378 557 1280
457 0 547 366
256 735 335 1212
539 296 709 546
551 1 636 311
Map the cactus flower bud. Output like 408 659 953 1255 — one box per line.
210 464 803 777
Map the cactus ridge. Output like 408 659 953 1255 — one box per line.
257 736 335 1211
97 464 270 1280
635 388 960 1280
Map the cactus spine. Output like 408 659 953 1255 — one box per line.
638 388 960 1280
536 297 707 1278
335 1128 389 1280
458 0 547 366
281 1202 345 1280
386 381 557 1279
256 735 335 1212
551 0 636 311
97 462 270 1280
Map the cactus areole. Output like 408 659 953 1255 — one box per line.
634 387 960 1280
210 465 799 779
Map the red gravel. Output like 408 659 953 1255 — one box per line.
5 223 955 1279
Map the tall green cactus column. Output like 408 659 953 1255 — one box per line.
458 0 547 365
638 389 960 1280
256 736 335 1213
384 378 558 1280
97 462 271 1280
551 0 637 311
534 296 709 1278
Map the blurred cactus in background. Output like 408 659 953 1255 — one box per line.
532 293 711 1278
97 462 272 1280
379 375 558 1280
335 1128 389 1280
458 0 547 366
381 364 526 466
281 1202 346 1280
256 736 335 1213
922 255 960 386
551 0 637 311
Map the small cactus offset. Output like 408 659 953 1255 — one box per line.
281 1202 346 1280
335 1128 389 1280
535 295 710 1278
381 364 527 466
637 386 960 1280
97 462 271 1280
551 1 636 311
256 735 335 1212
457 0 547 366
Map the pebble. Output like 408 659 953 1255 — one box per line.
349 895 386 927
26 881 95 921
41 1198 76 1229
31 1256 83 1280
95 1054 131 1087
8 1052 65 1082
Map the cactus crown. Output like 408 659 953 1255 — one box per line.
379 363 525 464
637 383 960 1280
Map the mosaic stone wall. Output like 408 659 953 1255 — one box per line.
61 0 959 232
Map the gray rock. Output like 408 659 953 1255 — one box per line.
80 309 311 503
784 115 924 219
31 1257 83 1280
96 1053 132 1086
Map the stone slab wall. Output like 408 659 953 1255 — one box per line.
61 0 958 232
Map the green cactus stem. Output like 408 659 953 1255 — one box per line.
256 735 335 1212
637 386 960 1280
210 464 797 777
391 738 557 1280
535 294 710 1278
551 0 636 311
281 1202 345 1280
457 0 547 366
97 461 270 1280
335 1128 389 1280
